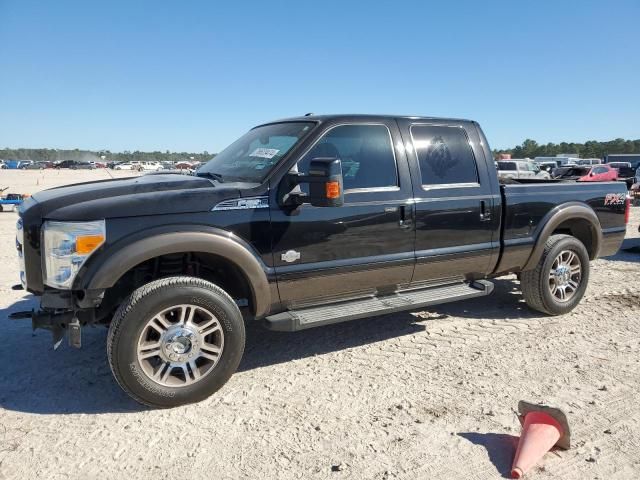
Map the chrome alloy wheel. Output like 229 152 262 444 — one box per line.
548 250 582 302
136 304 224 387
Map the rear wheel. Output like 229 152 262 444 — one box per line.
107 276 245 407
520 234 589 315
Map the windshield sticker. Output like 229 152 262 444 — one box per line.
249 148 280 159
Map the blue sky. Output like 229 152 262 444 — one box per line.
0 0 638 152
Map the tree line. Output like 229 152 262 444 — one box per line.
0 148 214 164
3 137 640 164
494 138 640 160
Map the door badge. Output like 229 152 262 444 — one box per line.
281 250 301 263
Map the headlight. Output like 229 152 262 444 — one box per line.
43 220 106 289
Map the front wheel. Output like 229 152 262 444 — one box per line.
520 234 590 315
107 276 245 408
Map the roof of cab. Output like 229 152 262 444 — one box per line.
257 113 475 126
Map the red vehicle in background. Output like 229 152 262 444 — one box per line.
553 165 618 182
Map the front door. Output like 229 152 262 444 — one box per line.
270 120 415 307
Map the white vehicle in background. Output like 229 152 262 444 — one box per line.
497 160 551 180
534 156 580 167
114 162 142 171
576 158 602 166
140 161 163 171
536 161 558 175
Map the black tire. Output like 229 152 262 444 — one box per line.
107 276 245 408
520 234 590 315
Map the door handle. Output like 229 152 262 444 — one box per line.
399 205 412 229
480 201 492 221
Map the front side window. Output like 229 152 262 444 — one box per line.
298 124 398 190
411 125 479 186
198 122 315 183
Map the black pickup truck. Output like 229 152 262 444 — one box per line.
12 115 628 407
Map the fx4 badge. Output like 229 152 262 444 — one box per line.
281 250 301 263
604 193 625 206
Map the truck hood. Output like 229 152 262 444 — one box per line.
23 173 246 221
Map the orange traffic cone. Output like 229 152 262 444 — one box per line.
511 402 571 479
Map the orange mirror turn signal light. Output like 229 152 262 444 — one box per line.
326 181 341 199
76 234 105 254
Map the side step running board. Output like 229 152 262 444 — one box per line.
264 280 494 332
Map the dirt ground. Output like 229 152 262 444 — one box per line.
1 169 639 480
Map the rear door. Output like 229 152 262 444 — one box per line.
271 120 415 307
396 120 500 283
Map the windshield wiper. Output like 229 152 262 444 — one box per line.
197 172 224 183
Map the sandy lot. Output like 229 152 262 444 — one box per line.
0 169 639 480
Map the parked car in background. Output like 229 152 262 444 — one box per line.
91 161 107 168
3 160 28 169
0 160 7 169
604 154 640 171
24 161 54 170
607 162 635 188
55 160 95 169
16 160 34 169
0 188 27 212
497 160 551 179
534 156 580 167
552 165 618 182
536 161 558 174
174 161 196 170
576 158 602 166
114 162 142 171
140 161 163 171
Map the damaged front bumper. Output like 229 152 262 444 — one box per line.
9 286 104 349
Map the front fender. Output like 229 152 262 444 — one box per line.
75 225 272 318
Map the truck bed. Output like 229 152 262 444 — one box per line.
494 181 627 275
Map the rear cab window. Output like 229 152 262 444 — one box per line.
409 125 479 188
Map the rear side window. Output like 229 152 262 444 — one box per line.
298 124 398 190
410 125 479 186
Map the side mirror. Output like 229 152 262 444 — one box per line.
308 158 344 207
284 157 344 207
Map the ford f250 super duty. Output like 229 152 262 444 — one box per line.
11 115 629 407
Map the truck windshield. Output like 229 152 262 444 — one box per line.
197 122 315 183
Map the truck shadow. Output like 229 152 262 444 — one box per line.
609 237 640 260
0 278 538 415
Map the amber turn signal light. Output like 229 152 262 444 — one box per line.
325 181 341 199
76 234 105 254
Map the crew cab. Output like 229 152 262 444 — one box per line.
12 115 629 407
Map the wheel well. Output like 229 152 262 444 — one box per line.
551 218 598 259
98 252 253 322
